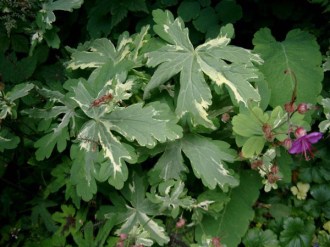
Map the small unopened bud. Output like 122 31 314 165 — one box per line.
297 103 309 114
221 113 231 123
212 237 222 247
294 127 307 138
251 160 263 170
282 138 292 150
119 233 128 240
176 217 186 228
284 102 296 113
267 173 280 184
270 165 279 174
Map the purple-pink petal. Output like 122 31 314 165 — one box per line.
289 138 305 154
305 132 323 144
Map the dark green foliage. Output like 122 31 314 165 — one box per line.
0 0 330 246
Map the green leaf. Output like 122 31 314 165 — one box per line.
243 228 279 247
195 170 262 247
0 54 37 83
67 38 117 70
144 9 262 128
253 28 323 107
319 98 330 133
31 201 58 232
110 173 170 245
149 141 188 181
6 83 34 101
280 218 315 247
192 7 218 33
70 148 98 201
177 1 201 22
215 0 243 24
181 134 239 191
43 0 83 25
147 180 195 218
108 102 183 148
34 126 70 161
241 136 266 158
0 127 20 152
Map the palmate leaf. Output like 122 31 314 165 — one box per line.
23 87 76 161
280 218 315 247
147 180 195 218
106 173 170 246
253 28 323 107
149 141 188 181
195 171 262 247
71 80 182 189
67 26 149 70
149 134 238 190
181 134 239 191
144 9 262 128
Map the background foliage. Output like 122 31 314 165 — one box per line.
1 0 330 246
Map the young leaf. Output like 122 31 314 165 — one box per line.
243 228 279 247
253 28 323 107
280 218 315 247
181 134 239 191
111 173 170 245
147 180 195 218
144 9 262 128
195 170 262 247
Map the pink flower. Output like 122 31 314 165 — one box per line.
289 132 322 160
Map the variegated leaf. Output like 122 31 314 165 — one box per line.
144 10 262 128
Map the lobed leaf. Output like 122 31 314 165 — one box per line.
253 28 323 107
144 10 262 128
181 134 239 191
195 170 262 247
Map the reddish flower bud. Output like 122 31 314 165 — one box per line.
267 173 280 184
176 217 186 228
297 103 309 114
251 160 263 170
270 165 279 174
284 102 296 113
221 113 231 123
282 138 292 150
212 237 222 247
295 127 307 138
119 233 128 240
116 241 124 247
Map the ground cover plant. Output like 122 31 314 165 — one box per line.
1 0 330 246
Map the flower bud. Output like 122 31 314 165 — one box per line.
297 103 309 114
294 127 307 138
221 113 230 123
284 102 296 113
270 165 279 174
282 138 292 150
119 233 128 240
176 217 186 228
251 160 263 170
212 237 221 247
